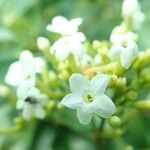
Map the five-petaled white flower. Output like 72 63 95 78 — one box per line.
109 32 138 69
16 81 48 120
5 50 45 86
61 73 116 125
51 32 86 61
46 16 82 36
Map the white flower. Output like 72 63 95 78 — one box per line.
51 32 86 61
16 81 48 120
109 32 138 69
5 50 45 86
61 74 116 125
46 16 82 36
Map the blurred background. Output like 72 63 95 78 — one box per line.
0 0 150 150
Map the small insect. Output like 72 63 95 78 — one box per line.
24 97 37 104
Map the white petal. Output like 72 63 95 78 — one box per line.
91 95 116 118
17 80 35 100
16 100 24 109
19 50 35 78
51 38 70 61
69 73 90 93
122 0 140 17
70 41 85 57
46 16 69 34
34 57 45 73
69 18 82 27
34 105 46 119
27 87 40 98
5 62 23 86
22 104 33 120
90 74 108 94
61 93 83 109
38 94 48 106
120 44 138 69
77 105 93 125
72 32 86 42
108 46 121 60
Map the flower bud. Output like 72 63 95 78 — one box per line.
58 62 68 71
135 100 150 110
110 115 121 127
58 70 69 80
49 71 57 82
47 101 55 111
57 102 64 110
37 37 50 51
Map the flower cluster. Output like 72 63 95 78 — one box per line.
3 0 149 128
5 50 48 120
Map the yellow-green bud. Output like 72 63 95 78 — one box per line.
57 102 64 110
58 71 69 80
49 71 57 82
37 37 50 51
135 100 150 110
47 101 55 111
125 91 137 101
58 62 68 71
110 116 121 127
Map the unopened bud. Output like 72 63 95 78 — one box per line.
135 100 150 110
110 115 121 127
49 71 57 82
37 37 50 51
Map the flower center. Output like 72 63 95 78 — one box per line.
25 97 37 104
121 40 128 48
84 92 95 103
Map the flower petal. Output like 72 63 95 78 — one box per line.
5 62 23 86
17 80 35 100
34 105 46 119
90 74 108 94
34 57 45 73
77 105 93 125
69 73 90 93
91 95 116 118
46 16 69 34
108 46 121 60
61 93 83 109
27 87 40 98
16 100 24 109
120 43 138 69
22 104 33 120
70 18 82 27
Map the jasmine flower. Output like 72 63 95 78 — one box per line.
16 81 48 120
61 73 116 125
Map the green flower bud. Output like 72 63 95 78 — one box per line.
37 37 50 51
135 100 150 110
57 102 64 110
58 62 68 71
49 71 57 82
47 101 55 111
58 70 69 80
110 115 121 127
